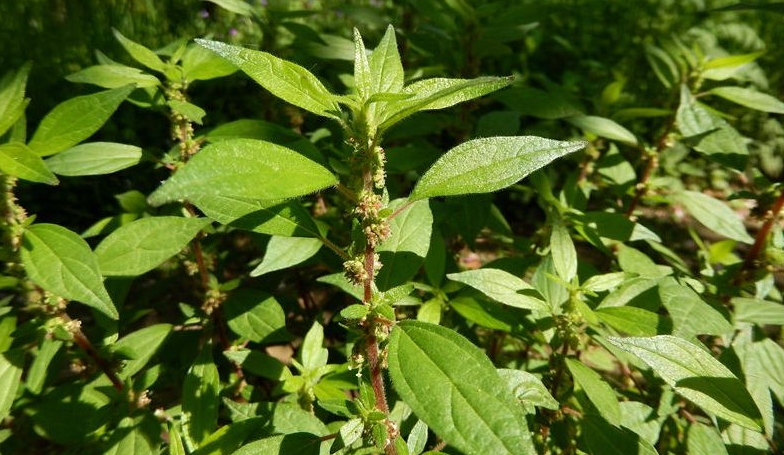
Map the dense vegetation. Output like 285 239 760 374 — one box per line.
1 1 783 454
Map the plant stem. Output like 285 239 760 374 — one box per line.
625 117 675 218
64 314 124 391
737 189 784 281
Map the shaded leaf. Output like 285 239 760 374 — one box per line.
565 114 637 145
659 278 732 337
250 236 322 277
410 136 583 200
232 433 323 455
376 199 432 290
21 224 117 319
223 290 290 343
0 350 23 421
708 86 784 114
676 191 754 244
566 358 622 426
112 324 172 379
581 414 658 455
182 343 220 446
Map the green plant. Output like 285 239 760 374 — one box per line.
1 2 784 455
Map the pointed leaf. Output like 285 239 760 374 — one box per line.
66 65 160 89
702 51 764 81
148 139 337 207
658 277 732 337
581 414 658 455
44 142 142 176
369 25 404 94
300 322 328 370
28 85 134 156
566 358 621 426
551 221 577 282
676 191 754 244
250 236 322 277
95 216 210 276
21 224 117 319
607 335 762 430
182 344 220 446
0 142 58 184
388 321 536 455
26 338 63 394
565 114 638 145
379 76 513 131
112 324 173 379
195 39 340 118
687 423 730 455
0 63 31 137
447 268 548 312
410 136 583 200
181 44 238 81
113 29 167 73
352 28 371 100
708 86 784 114
0 350 23 421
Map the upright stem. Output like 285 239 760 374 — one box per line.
736 189 784 282
625 117 675 218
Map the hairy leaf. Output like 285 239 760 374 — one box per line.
113 324 172 379
410 136 583 200
388 321 535 455
250 236 322 277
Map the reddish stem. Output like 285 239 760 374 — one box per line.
71 328 124 391
739 189 784 277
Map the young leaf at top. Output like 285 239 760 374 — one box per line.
195 39 340 119
28 85 135 157
0 63 31 138
0 142 58 185
607 335 762 430
388 320 536 455
410 136 584 200
147 138 337 208
112 28 167 73
352 28 372 100
94 216 211 276
20 224 117 319
368 25 404 95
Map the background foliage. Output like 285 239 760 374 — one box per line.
1 0 783 454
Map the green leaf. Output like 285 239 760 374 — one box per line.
376 199 432 290
21 224 117 319
44 142 142 176
0 142 58 184
104 415 159 455
675 191 754 244
407 420 428 455
203 0 257 16
566 358 622 426
581 414 658 455
379 76 513 131
551 221 577 282
687 423 730 455
388 320 536 455
447 268 548 312
493 86 583 119
410 136 583 200
223 290 290 343
0 63 31 138
112 28 167 73
702 51 765 81
596 306 670 336
250 236 322 277
0 350 23 421
223 349 290 381
181 44 238 81
148 139 337 208
565 115 637 145
95 216 210 276
352 28 372 100
232 433 323 455
497 369 559 413
66 65 160 89
707 86 784 114
26 338 63 394
182 343 220 447
607 335 762 430
300 322 328 371
368 25 404 95
597 276 660 308
731 297 784 325
112 324 172 379
28 85 134 156
169 100 206 124
195 39 340 118
658 278 732 337
31 382 112 445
